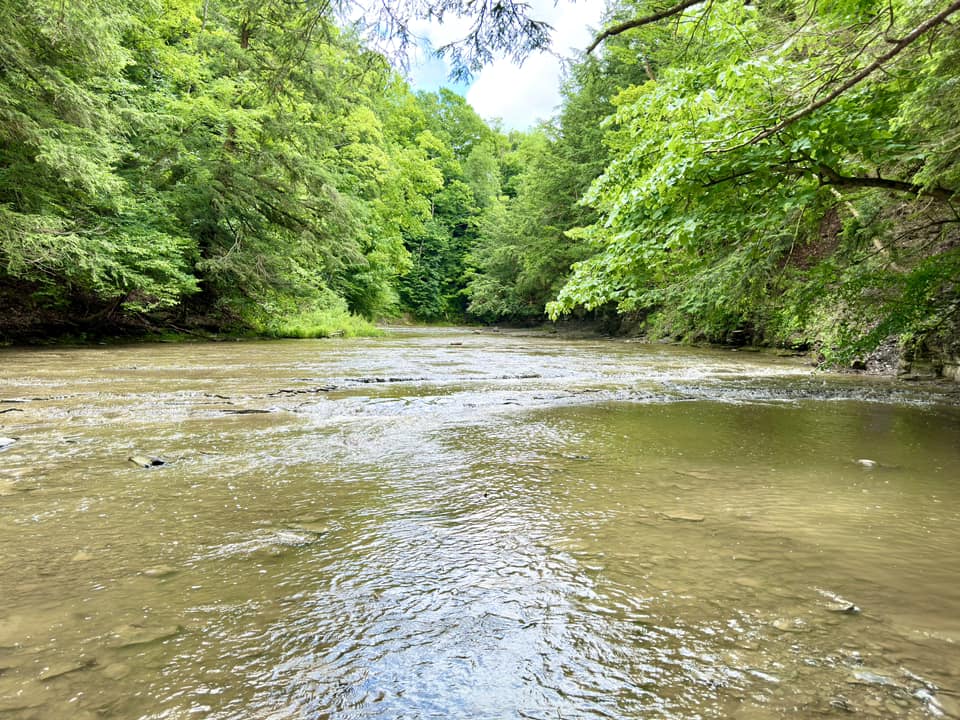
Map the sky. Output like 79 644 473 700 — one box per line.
407 1 606 131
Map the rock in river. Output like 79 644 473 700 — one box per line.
773 617 810 633
108 623 181 648
39 657 96 681
847 669 903 688
660 511 706 522
817 589 862 614
287 521 331 536
142 565 178 578
0 437 17 450
0 479 20 497
101 662 131 681
128 455 166 468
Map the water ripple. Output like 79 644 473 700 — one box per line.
1 330 958 720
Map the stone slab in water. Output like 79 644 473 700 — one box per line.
39 658 95 681
108 624 181 648
661 512 706 522
128 455 165 468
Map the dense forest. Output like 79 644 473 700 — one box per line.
1 0 958 370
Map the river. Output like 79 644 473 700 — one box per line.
1 327 959 719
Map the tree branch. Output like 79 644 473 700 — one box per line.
586 0 706 54
771 156 955 200
817 165 955 202
707 158 956 201
736 0 960 148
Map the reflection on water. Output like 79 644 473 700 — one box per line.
1 328 959 719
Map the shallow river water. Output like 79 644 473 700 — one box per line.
1 327 959 719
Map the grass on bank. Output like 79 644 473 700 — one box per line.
253 303 383 339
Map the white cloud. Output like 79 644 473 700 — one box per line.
466 53 564 129
547 0 607 51
409 0 607 130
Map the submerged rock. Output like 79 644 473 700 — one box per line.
108 623 181 648
0 695 46 713
673 469 717 481
199 528 321 562
101 663 131 681
287 522 331 536
141 565 178 578
660 512 706 522
0 614 34 648
2 481 38 494
773 617 810 633
39 657 96 681
829 695 856 713
926 691 960 718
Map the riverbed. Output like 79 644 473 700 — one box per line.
1 328 959 719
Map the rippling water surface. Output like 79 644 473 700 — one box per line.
1 328 959 719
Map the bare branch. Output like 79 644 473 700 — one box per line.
586 0 706 54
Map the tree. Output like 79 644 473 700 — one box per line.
0 0 498 337
394 89 499 321
463 22 650 323
0 0 200 329
549 0 960 354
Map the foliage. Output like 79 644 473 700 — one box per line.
465 131 594 320
0 0 200 317
2 0 958 362
250 290 383 339
546 0 960 356
396 90 499 321
464 13 654 322
0 0 492 337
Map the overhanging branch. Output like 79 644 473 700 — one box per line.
703 160 955 201
586 0 706 54
736 0 960 147
816 165 955 202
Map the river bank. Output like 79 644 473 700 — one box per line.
506 317 960 384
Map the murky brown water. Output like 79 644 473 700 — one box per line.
1 327 959 719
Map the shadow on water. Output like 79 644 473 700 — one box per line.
1 328 959 718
